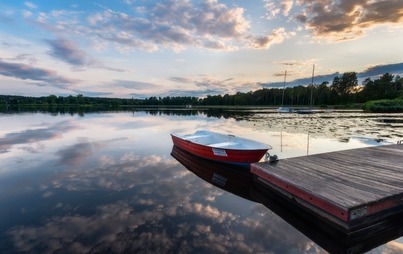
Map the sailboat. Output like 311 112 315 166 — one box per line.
277 70 294 113
297 65 316 114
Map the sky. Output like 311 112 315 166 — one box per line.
0 0 402 99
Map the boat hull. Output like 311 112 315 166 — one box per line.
171 134 268 164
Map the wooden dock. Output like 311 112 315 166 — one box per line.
251 144 403 232
251 185 403 253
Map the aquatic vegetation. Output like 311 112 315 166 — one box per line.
362 99 403 113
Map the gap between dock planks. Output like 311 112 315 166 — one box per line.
251 144 403 225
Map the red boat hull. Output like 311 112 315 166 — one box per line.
171 135 268 164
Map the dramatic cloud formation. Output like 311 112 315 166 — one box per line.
84 0 253 51
22 0 291 52
296 0 403 39
0 0 402 97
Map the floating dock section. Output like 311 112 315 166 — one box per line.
251 144 403 232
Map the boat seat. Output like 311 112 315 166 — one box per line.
209 142 239 148
184 135 209 140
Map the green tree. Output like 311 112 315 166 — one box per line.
315 82 331 105
76 94 85 104
359 73 401 102
331 72 358 95
331 72 358 103
378 73 395 98
47 95 57 104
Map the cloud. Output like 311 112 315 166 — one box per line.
192 76 241 95
169 77 193 84
164 89 221 98
273 71 288 78
22 10 33 18
247 28 295 49
46 38 88 66
281 0 294 16
0 58 76 88
162 76 262 97
84 0 251 51
193 76 263 95
279 60 314 67
263 72 340 88
148 0 249 38
3 54 38 65
112 80 161 90
127 75 239 98
24 1 37 9
24 0 291 52
264 0 294 19
45 38 126 72
358 62 403 77
295 0 403 39
112 80 163 98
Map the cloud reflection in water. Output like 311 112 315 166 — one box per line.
0 120 78 154
4 161 262 253
4 146 318 253
1 111 402 253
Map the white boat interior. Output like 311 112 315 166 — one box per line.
173 130 271 150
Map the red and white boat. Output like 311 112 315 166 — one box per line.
171 130 271 164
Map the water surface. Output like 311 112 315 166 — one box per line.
1 110 402 253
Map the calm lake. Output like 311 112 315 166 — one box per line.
1 109 403 253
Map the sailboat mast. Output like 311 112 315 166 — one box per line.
282 70 287 106
310 64 315 107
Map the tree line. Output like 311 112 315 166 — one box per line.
199 72 402 106
1 72 402 107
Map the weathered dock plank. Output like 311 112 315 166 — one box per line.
251 144 403 231
251 185 403 253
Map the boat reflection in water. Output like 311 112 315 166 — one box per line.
171 145 403 254
171 145 255 202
